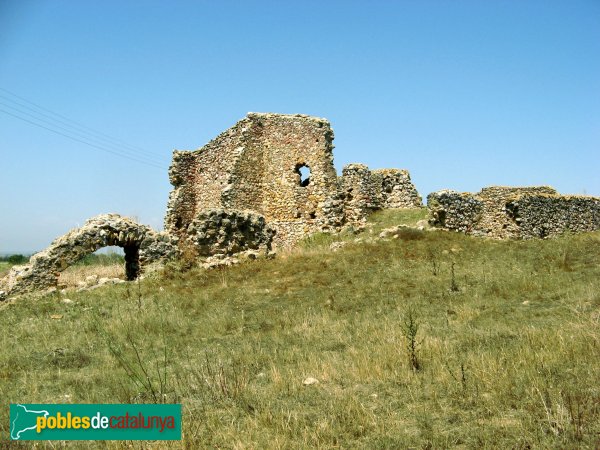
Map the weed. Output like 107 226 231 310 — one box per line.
450 261 460 292
427 249 439 276
401 307 422 371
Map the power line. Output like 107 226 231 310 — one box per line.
0 87 171 167
0 87 167 159
0 99 169 166
0 94 169 165
0 107 165 169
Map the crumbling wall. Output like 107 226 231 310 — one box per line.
166 112 423 248
371 169 422 209
184 209 275 257
427 190 483 234
506 194 600 238
0 214 178 299
475 186 557 238
428 186 600 239
165 124 245 238
341 164 422 224
165 113 345 248
340 164 379 223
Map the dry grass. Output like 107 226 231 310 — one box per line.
0 262 10 278
1 208 599 448
58 263 125 289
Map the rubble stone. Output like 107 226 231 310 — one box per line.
185 209 275 257
0 214 178 298
428 186 600 239
165 113 421 248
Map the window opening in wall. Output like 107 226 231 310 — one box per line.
295 163 311 187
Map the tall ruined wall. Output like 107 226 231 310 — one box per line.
341 164 422 223
428 186 600 239
240 113 343 246
165 122 246 237
341 164 379 223
165 113 345 248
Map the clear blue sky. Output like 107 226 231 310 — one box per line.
1 0 599 254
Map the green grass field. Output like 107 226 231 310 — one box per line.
1 209 599 448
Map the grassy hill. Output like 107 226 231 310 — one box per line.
1 209 599 448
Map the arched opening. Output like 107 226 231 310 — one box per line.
57 246 130 290
2 214 178 298
295 163 311 187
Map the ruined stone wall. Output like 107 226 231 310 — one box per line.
165 123 245 238
371 169 422 209
427 190 483 234
0 214 178 299
340 164 379 223
185 209 274 257
165 113 345 248
341 164 422 223
240 113 342 246
165 112 423 248
428 186 600 239
474 186 557 238
506 194 600 238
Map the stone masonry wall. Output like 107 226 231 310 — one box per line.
506 194 600 238
341 164 422 224
371 169 422 209
428 186 600 239
165 112 423 248
165 113 345 248
185 209 275 257
340 164 379 224
427 190 483 234
0 214 178 299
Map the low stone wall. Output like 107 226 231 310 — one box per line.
371 169 422 209
185 209 275 256
427 190 483 234
428 186 600 239
0 214 178 299
506 194 600 238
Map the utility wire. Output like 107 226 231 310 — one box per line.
0 87 170 166
0 94 169 165
0 107 165 169
0 100 169 166
0 87 167 158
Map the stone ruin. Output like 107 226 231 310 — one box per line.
4 112 598 300
165 113 422 248
0 215 178 299
341 164 422 224
428 186 600 239
1 112 421 299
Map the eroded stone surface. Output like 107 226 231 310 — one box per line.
341 164 422 224
0 214 178 298
165 113 422 248
185 209 275 257
428 186 600 239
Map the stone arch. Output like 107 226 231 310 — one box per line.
0 214 178 298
